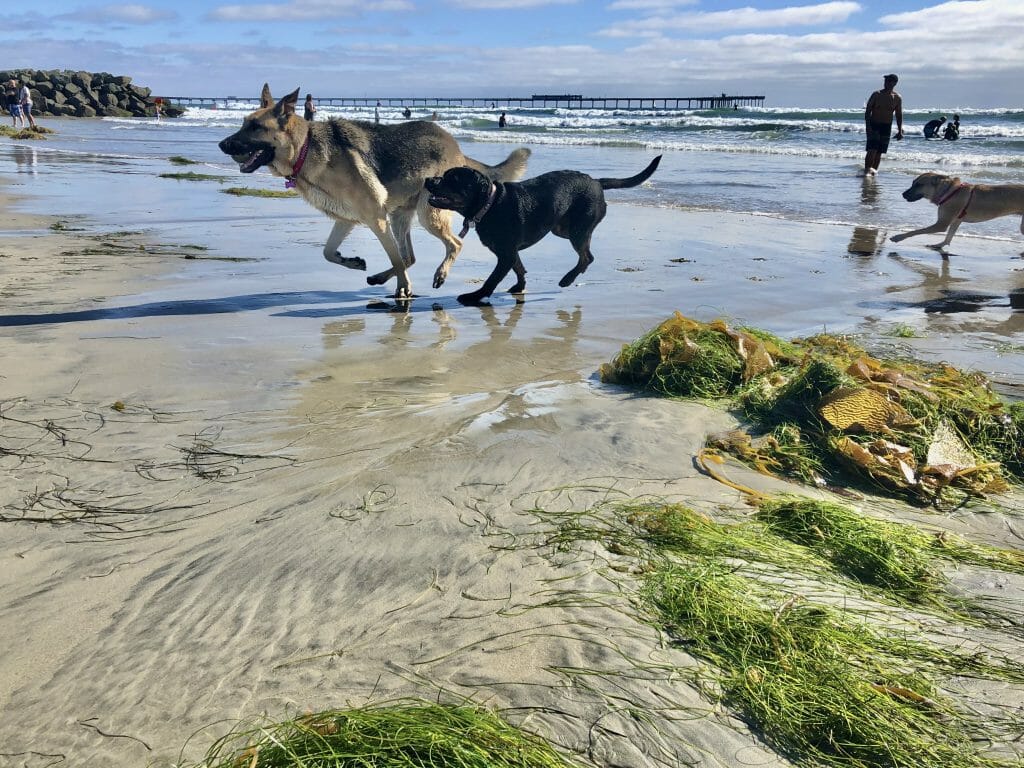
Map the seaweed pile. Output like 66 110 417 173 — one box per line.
190 701 584 768
600 312 1023 504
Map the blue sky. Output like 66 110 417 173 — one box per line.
3 0 1022 107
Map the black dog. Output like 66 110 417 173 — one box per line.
425 156 661 305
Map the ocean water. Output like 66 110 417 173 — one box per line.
3 103 1023 354
4 102 1023 236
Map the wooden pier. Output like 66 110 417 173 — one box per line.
164 93 765 111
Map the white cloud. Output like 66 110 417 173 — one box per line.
208 0 412 22
63 3 177 24
444 0 578 7
7 0 1024 107
880 0 1024 29
608 0 697 9
602 1 861 37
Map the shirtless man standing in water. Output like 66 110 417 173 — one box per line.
863 73 903 175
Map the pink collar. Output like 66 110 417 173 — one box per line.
285 134 310 189
957 186 975 220
935 181 964 206
459 184 497 238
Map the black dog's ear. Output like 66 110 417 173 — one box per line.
260 83 273 109
274 88 300 122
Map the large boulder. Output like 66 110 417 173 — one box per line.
1 69 173 118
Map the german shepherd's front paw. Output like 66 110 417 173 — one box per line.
433 270 447 289
325 252 367 271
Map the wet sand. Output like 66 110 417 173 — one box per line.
1 187 1022 767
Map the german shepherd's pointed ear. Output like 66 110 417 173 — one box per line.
274 88 300 120
260 83 273 109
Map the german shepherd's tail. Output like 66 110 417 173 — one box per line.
465 148 532 183
599 155 662 190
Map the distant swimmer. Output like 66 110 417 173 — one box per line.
944 114 960 141
923 115 945 139
498 111 507 128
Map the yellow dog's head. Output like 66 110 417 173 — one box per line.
902 172 961 203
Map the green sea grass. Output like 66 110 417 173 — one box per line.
221 187 299 198
159 171 229 181
191 701 584 768
642 561 1017 768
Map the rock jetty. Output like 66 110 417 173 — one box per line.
1 69 183 118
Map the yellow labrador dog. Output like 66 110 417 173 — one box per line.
890 172 1024 252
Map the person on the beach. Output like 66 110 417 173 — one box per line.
374 100 381 124
923 115 945 139
944 114 960 141
402 106 411 119
498 111 507 128
6 80 25 128
863 73 903 175
18 81 36 129
304 94 316 121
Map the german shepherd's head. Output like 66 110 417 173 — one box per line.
219 84 302 174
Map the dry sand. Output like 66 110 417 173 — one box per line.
1 186 1022 767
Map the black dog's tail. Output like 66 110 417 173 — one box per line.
465 147 532 183
599 155 662 190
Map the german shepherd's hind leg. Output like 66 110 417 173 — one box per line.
323 219 366 270
365 209 417 289
365 217 413 299
391 207 417 268
418 200 462 289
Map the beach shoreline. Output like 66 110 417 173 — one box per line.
1 150 1023 768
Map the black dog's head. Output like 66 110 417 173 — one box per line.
218 83 301 173
425 166 493 216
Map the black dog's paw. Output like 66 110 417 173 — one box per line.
508 282 526 294
457 291 490 306
558 274 576 288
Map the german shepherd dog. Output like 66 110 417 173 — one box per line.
425 156 661 305
218 85 530 298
